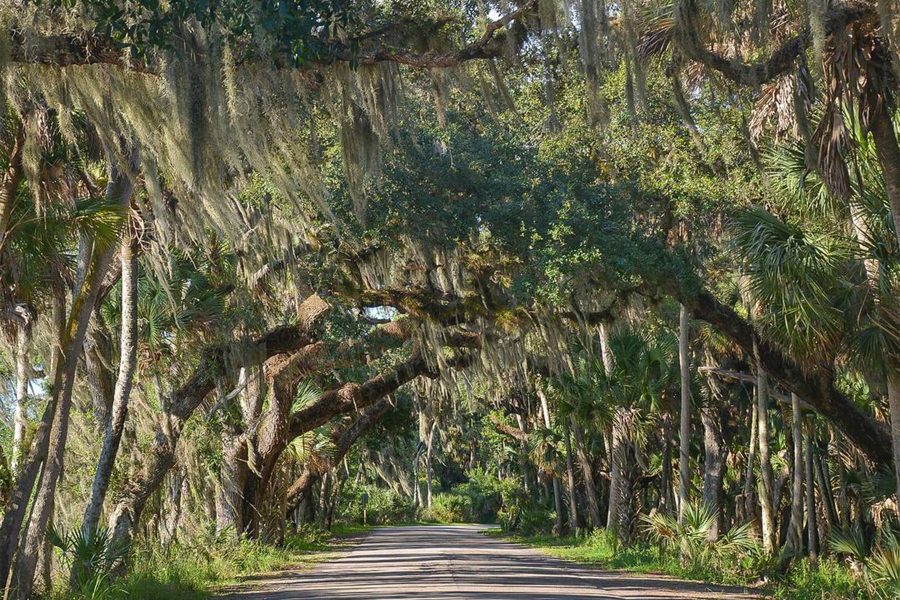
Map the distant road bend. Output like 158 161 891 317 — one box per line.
221 524 760 599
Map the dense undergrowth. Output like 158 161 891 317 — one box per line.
503 529 883 599
44 527 358 600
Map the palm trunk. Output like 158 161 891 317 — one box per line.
11 146 138 600
412 449 421 511
784 393 804 557
741 401 758 523
571 417 601 529
607 410 626 537
81 229 139 538
598 321 625 537
661 413 675 514
836 453 850 530
815 451 837 535
550 476 564 535
701 404 725 540
755 341 777 554
678 305 691 521
563 418 579 533
869 99 900 249
805 418 818 563
0 289 63 592
11 315 31 473
538 389 563 535
888 375 900 506
515 414 532 494
425 422 436 508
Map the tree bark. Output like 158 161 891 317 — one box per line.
869 99 900 249
425 419 436 508
660 413 676 514
108 294 330 551
740 401 758 524
607 410 626 538
216 432 248 535
755 342 777 555
678 305 691 522
11 311 31 473
570 417 602 529
538 389 563 536
11 143 139 600
805 418 818 563
563 418 579 533
286 397 394 511
701 404 725 540
80 227 139 538
0 289 63 593
784 393 804 557
0 122 25 250
674 284 892 467
888 376 900 506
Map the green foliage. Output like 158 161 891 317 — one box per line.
421 493 472 524
340 484 412 525
48 525 129 599
495 480 556 536
641 504 762 581
49 528 336 600
829 529 900 599
420 468 505 524
66 0 360 65
829 527 871 564
506 527 885 598
774 558 871 599
868 543 900 599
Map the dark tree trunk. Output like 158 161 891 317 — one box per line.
563 419 579 533
571 417 602 529
805 419 818 563
701 405 726 540
678 305 692 522
660 413 675 514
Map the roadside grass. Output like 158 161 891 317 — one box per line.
493 530 874 599
47 526 369 600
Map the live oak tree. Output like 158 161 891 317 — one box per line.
1 0 900 597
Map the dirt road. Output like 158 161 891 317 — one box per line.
221 524 761 599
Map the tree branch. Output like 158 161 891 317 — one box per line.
5 1 538 72
674 0 877 86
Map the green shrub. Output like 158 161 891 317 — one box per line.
641 503 765 583
421 492 472 523
495 478 555 534
340 484 411 524
775 558 870 600
49 528 335 600
420 468 505 524
454 468 503 522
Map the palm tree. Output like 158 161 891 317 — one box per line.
678 304 691 522
759 111 900 506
